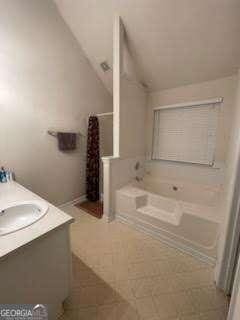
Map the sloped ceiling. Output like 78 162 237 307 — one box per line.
54 0 240 92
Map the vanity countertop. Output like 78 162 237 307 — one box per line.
0 181 74 260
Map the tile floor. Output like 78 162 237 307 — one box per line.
60 205 229 320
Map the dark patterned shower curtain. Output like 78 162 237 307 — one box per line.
86 115 100 202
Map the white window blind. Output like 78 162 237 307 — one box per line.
152 102 220 165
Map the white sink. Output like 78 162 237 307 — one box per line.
0 200 48 236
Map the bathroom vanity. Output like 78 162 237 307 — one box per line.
0 182 74 319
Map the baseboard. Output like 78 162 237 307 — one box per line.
58 194 86 209
102 213 115 223
116 213 216 266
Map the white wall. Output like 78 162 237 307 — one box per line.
112 16 147 159
119 77 147 158
119 22 147 158
146 76 237 186
103 156 145 221
0 0 112 205
99 116 113 193
103 16 147 220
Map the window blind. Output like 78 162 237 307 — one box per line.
152 103 220 165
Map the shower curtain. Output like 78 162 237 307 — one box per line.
86 115 100 202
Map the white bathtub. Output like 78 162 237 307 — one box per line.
136 176 220 206
116 177 221 264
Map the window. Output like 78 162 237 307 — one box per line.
152 99 221 166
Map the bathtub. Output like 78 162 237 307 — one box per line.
115 177 221 264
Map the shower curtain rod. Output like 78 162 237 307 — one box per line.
88 112 113 118
97 112 113 117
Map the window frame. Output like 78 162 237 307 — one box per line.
151 97 223 166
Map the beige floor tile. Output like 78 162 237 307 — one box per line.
194 270 214 286
116 302 139 320
167 255 209 275
77 286 99 307
207 287 229 310
176 270 214 291
72 264 103 288
58 309 79 320
95 267 116 285
167 257 190 274
115 265 132 282
78 307 98 320
171 291 196 316
98 254 114 270
113 251 129 266
179 314 200 320
143 261 162 277
62 205 229 320
140 318 179 320
155 260 175 277
130 277 154 298
73 250 100 270
169 274 187 293
141 245 165 262
199 308 227 320
95 284 119 305
183 257 209 272
97 303 118 320
128 262 148 279
153 294 178 319
151 276 174 295
175 273 197 291
160 246 181 259
135 297 158 319
189 288 216 313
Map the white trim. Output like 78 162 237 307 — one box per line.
217 157 240 292
58 195 86 209
113 15 123 157
101 155 120 163
228 255 240 320
216 70 240 296
102 214 115 223
116 213 216 266
154 97 223 111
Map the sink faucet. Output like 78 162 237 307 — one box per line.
0 210 5 216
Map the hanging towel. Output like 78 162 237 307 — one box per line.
57 132 77 151
86 116 100 202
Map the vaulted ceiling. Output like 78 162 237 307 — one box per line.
54 0 240 92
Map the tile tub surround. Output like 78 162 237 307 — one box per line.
60 204 229 320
